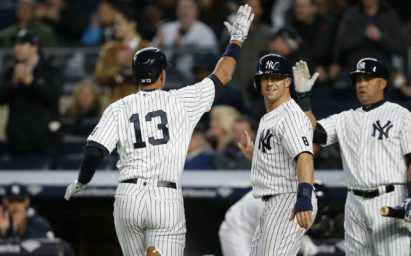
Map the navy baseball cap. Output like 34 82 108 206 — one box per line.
13 29 40 45
3 183 29 201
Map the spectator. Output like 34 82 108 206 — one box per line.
63 79 102 136
184 125 214 170
152 0 218 80
290 0 336 82
0 0 57 47
94 7 150 103
332 0 407 95
81 0 118 46
0 183 54 239
212 116 255 170
198 0 229 37
152 0 217 48
192 52 246 114
220 0 271 101
208 105 241 150
0 30 62 157
35 0 94 45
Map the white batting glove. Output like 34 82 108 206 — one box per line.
404 197 411 222
223 4 255 43
292 60 319 93
64 180 87 201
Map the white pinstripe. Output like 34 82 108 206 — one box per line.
250 193 317 256
88 78 215 255
250 99 316 255
318 102 411 255
252 99 313 197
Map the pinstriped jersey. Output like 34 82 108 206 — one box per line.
251 99 313 198
88 78 215 182
318 102 411 189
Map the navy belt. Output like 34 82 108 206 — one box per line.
121 178 177 189
349 184 394 198
262 195 273 201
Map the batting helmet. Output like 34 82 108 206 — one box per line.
253 54 292 92
349 58 389 83
132 47 170 85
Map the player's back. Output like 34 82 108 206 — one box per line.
111 90 193 182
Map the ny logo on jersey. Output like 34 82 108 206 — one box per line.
258 129 273 153
372 120 393 140
266 61 279 71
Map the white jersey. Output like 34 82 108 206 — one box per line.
88 78 215 182
251 99 313 197
318 101 411 189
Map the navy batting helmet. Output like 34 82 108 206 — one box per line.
132 47 170 85
253 54 292 92
349 58 389 83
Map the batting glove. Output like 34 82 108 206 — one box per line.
292 60 319 93
404 197 411 222
64 180 87 201
223 4 255 43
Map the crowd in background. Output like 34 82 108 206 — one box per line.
0 0 411 171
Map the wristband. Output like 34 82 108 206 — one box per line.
297 182 313 198
296 91 312 112
407 182 411 197
222 43 241 62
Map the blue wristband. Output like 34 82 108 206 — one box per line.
294 182 313 213
297 182 313 198
222 43 241 62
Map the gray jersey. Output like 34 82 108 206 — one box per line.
88 78 215 182
318 102 411 189
251 99 313 198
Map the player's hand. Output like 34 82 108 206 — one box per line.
64 180 87 201
223 4 255 43
289 197 314 229
292 60 319 93
404 197 411 222
237 130 254 161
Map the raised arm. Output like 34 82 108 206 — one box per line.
292 60 324 154
212 4 254 85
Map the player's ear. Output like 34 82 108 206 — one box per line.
159 70 166 84
285 77 292 88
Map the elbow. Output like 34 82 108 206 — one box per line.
215 71 233 86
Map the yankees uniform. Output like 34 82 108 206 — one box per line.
317 101 411 255
87 77 215 255
65 4 255 255
219 191 319 256
219 191 264 256
250 99 318 256
292 57 411 256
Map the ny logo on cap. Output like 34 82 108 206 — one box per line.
266 61 279 71
358 61 366 70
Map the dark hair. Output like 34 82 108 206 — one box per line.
115 5 136 22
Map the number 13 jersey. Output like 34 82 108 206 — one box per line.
88 78 215 182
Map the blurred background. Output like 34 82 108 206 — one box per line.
0 0 410 255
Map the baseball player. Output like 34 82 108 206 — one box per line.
219 191 319 256
238 54 317 256
63 4 254 256
293 58 411 255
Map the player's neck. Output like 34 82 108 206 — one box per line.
138 83 164 91
264 95 290 112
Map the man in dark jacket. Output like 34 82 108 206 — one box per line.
0 30 62 157
0 183 54 239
